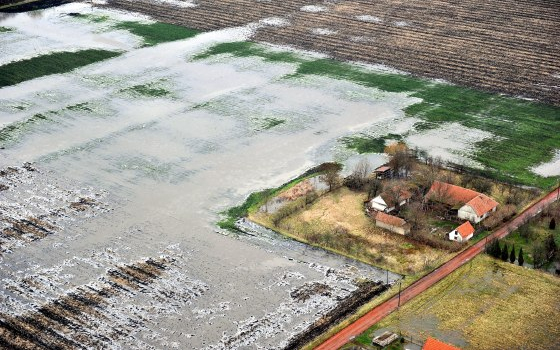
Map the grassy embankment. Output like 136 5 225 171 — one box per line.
194 42 560 189
351 254 560 350
217 164 330 231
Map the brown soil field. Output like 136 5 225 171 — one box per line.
105 0 560 106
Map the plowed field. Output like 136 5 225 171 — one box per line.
105 0 560 106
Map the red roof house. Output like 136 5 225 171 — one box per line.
449 221 475 242
422 337 461 350
426 181 498 223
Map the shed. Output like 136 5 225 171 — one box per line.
449 221 475 242
375 212 410 235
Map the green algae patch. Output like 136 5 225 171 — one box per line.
0 50 121 88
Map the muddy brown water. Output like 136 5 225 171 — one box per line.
0 4 411 348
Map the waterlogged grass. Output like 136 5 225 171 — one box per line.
119 81 171 98
193 41 305 63
341 133 403 154
256 117 285 131
0 113 51 146
197 41 560 188
113 21 199 47
69 13 111 23
0 50 121 88
66 102 95 112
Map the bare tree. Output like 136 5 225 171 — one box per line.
345 159 371 190
320 164 342 192
402 201 427 232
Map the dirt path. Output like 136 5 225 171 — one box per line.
315 187 560 350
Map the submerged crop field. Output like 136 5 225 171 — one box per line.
0 2 559 349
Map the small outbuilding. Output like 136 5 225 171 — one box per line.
369 190 412 213
449 221 475 242
373 164 392 179
375 212 410 235
372 331 399 347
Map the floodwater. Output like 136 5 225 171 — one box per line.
0 4 417 349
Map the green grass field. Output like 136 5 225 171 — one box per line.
114 21 199 47
0 50 121 88
196 42 560 189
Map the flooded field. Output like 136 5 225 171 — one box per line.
0 4 408 349
0 3 558 349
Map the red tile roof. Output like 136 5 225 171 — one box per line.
465 194 499 216
375 212 407 227
456 221 475 239
422 337 461 350
427 181 479 206
427 181 498 216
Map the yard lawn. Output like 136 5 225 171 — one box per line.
250 187 453 275
355 255 560 350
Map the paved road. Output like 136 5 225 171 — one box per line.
315 187 560 350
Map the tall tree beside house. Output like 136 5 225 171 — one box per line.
319 163 342 192
510 244 516 263
501 243 509 261
518 247 524 266
550 218 556 230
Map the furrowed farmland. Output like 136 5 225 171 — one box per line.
107 0 560 106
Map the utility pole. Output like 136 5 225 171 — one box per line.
398 281 402 308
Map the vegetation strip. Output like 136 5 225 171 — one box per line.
0 50 121 88
197 42 560 189
113 21 199 47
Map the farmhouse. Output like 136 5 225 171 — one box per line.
426 181 498 223
422 337 461 350
369 188 412 213
375 212 410 235
449 221 475 242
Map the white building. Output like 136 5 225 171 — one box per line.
449 221 475 242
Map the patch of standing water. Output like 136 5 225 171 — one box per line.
532 149 560 177
0 5 428 349
0 3 144 65
405 122 497 168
